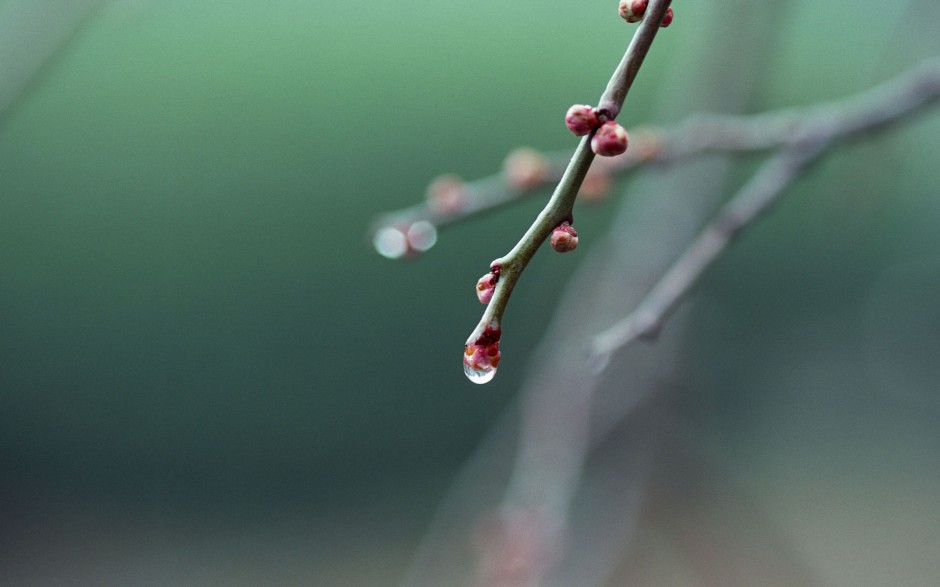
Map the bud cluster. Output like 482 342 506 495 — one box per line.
618 0 674 27
565 105 630 158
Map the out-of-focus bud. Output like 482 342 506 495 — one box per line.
578 166 612 203
425 174 467 214
503 147 551 190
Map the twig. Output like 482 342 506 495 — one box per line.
590 144 825 368
0 0 108 127
461 0 673 383
369 56 940 243
590 55 940 365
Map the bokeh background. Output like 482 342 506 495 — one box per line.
1 0 938 585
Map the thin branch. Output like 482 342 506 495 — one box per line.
590 144 825 367
590 55 940 365
597 0 673 120
0 0 108 128
368 56 940 244
462 0 673 379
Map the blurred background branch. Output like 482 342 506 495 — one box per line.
371 56 940 262
0 0 107 127
593 55 940 364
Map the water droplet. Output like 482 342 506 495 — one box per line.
373 226 408 259
464 357 497 384
463 341 500 384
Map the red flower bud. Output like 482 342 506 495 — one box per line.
476 271 498 305
425 174 467 214
564 104 599 136
503 147 551 190
618 0 647 23
591 121 629 157
550 222 579 253
661 7 674 27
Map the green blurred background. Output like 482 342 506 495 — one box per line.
1 0 939 585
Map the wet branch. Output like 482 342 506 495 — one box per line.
461 0 673 382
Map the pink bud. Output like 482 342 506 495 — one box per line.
591 121 629 157
503 147 551 190
578 166 612 202
627 125 664 162
550 222 579 253
476 271 498 305
425 174 467 214
618 0 647 23
564 104 599 136
473 509 546 586
661 7 674 27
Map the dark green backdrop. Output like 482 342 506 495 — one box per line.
2 1 939 584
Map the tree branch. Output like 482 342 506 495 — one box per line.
369 56 940 247
461 0 673 383
590 55 940 365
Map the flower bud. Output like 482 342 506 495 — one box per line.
627 125 664 162
661 7 674 27
564 104 599 136
425 174 467 214
473 509 544 585
578 166 612 203
618 0 647 23
476 271 498 305
550 222 579 253
591 121 629 157
503 147 550 190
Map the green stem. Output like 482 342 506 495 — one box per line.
465 0 674 351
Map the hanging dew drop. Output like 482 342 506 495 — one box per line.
463 335 501 385
463 356 497 384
